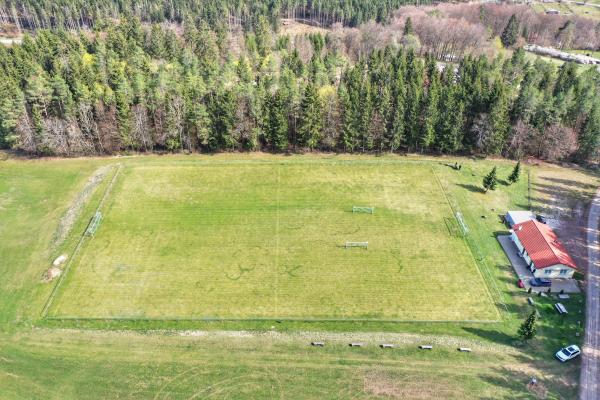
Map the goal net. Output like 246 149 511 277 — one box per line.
352 206 374 214
85 211 103 236
455 211 469 235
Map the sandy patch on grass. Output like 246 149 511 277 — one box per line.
42 267 62 282
363 369 465 399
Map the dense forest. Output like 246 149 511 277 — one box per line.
0 13 599 162
0 0 433 31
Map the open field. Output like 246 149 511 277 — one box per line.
531 0 600 20
0 327 583 400
1 153 597 398
48 160 497 321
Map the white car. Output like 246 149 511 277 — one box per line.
555 345 581 362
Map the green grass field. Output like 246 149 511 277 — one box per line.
1 153 596 399
48 161 497 321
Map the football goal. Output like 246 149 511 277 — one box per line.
85 211 103 236
352 206 374 214
345 241 368 249
456 211 469 235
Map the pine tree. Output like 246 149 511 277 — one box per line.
508 161 521 183
0 77 24 147
298 83 323 149
488 84 510 154
483 167 498 192
419 70 440 152
518 311 538 341
501 14 520 48
436 86 464 153
265 91 288 151
578 103 600 162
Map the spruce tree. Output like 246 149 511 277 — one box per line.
508 161 521 183
483 167 498 192
501 14 520 48
579 103 600 162
419 74 440 152
518 311 538 341
298 83 323 149
265 91 288 151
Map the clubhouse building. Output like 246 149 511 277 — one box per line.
510 219 577 279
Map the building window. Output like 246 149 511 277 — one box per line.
544 269 552 275
559 269 569 275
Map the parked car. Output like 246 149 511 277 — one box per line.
536 214 547 224
555 345 581 362
530 278 552 287
517 278 525 288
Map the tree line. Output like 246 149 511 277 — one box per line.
0 0 433 32
0 19 599 162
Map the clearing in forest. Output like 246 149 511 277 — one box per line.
48 160 498 321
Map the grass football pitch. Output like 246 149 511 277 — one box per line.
48 160 497 321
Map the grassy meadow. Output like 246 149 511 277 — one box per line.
0 153 597 399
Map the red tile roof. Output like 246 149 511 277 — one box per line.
513 220 577 269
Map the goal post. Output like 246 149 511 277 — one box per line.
85 211 103 236
345 241 368 249
352 206 374 214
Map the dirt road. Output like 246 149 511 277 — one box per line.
580 189 600 400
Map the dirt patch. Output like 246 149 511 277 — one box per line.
527 381 548 399
52 165 112 246
42 267 62 282
363 369 464 399
279 19 330 36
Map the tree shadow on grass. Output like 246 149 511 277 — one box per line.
462 327 518 347
456 183 485 194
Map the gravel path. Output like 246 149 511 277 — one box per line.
580 188 600 400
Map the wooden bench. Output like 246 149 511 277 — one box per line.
458 347 472 352
419 345 433 350
349 342 364 347
310 341 325 347
554 303 568 314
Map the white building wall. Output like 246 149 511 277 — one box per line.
533 265 575 279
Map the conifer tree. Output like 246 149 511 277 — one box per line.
578 103 600 162
298 83 323 149
508 161 521 183
501 14 519 48
419 71 440 151
483 167 498 192
265 91 288 151
518 311 538 341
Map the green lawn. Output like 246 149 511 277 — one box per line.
48 160 497 321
